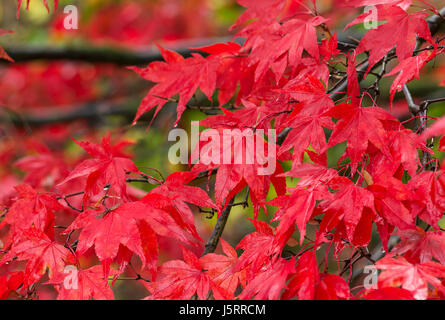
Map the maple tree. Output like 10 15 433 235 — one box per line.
0 0 445 300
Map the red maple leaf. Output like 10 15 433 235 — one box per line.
268 187 317 244
385 49 438 104
57 135 139 204
200 238 247 297
0 184 62 244
376 256 445 300
324 102 398 171
50 265 114 300
238 257 296 300
391 228 445 265
148 171 216 241
282 251 350 300
318 177 378 246
144 247 230 300
0 229 71 288
346 5 432 74
192 127 286 217
235 219 291 277
65 199 194 277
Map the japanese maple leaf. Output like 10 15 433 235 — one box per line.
323 102 397 171
191 42 250 106
281 163 338 189
241 15 328 82
16 0 59 18
0 229 70 288
366 128 432 178
0 29 13 62
279 72 335 116
57 135 139 204
130 45 220 126
278 103 334 165
318 177 377 246
376 256 445 300
191 127 286 217
200 238 246 297
385 49 437 105
391 228 445 265
50 265 114 300
387 129 431 177
144 247 230 300
148 171 216 241
408 170 445 227
346 5 432 74
268 187 317 244
282 251 350 300
368 179 416 232
235 219 292 277
65 200 194 277
0 184 62 244
238 257 296 300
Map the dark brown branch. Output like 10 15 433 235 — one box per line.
2 36 238 66
202 198 235 256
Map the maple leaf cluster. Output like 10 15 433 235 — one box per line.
0 0 445 300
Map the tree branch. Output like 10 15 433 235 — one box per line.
202 198 235 256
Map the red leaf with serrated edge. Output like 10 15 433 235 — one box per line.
65 199 194 278
148 171 215 241
278 105 334 165
200 239 246 297
49 265 114 300
268 187 317 244
385 49 437 105
235 219 291 278
191 127 285 217
376 256 445 300
324 102 398 172
283 251 350 300
144 247 230 300
57 135 139 204
282 251 318 300
408 170 445 227
238 257 296 300
130 45 220 126
0 229 71 288
392 228 445 265
0 184 62 244
346 5 432 74
318 178 377 246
